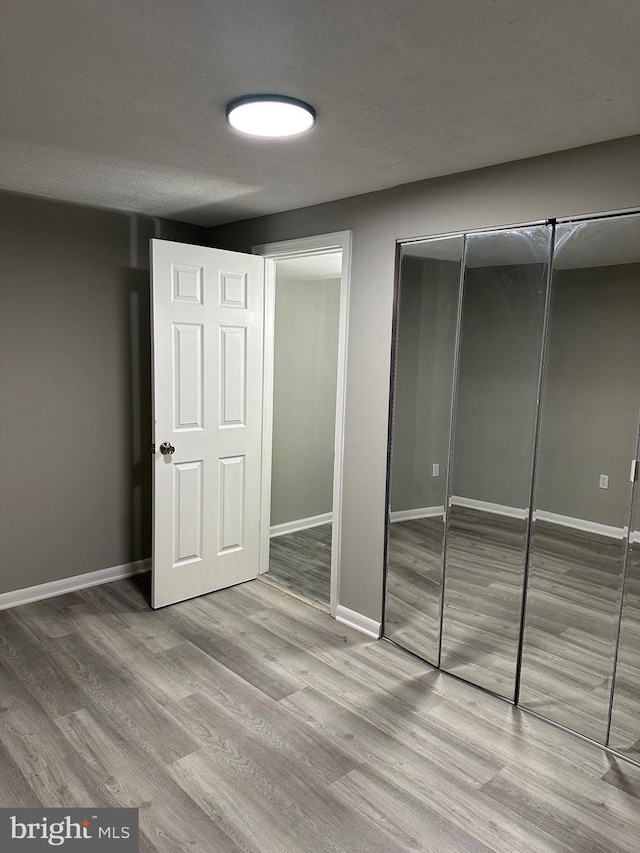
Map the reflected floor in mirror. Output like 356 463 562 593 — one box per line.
384 517 443 662
440 507 527 699
521 522 627 743
266 523 332 608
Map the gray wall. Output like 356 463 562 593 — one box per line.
208 136 640 622
392 255 640 527
535 263 640 527
451 263 547 509
0 191 206 595
390 256 459 512
271 277 340 526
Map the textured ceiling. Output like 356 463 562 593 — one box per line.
0 1 638 226
276 252 343 281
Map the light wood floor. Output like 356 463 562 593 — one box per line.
267 523 332 607
1 576 640 852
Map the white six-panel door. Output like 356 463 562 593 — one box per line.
151 239 265 608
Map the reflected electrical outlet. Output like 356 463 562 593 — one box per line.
599 474 609 489
432 463 440 477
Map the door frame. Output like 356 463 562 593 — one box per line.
253 231 353 617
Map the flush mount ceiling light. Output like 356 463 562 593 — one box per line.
226 95 316 138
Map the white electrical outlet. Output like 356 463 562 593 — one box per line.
599 474 609 489
432 463 440 477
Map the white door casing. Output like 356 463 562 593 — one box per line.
151 239 265 608
253 231 353 618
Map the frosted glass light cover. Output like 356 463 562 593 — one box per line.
226 96 315 138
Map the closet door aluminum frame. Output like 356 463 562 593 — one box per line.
437 234 467 670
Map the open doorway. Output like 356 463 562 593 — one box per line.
254 232 352 615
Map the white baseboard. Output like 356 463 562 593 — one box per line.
0 558 151 612
534 510 626 540
336 604 381 639
451 495 528 520
448 497 628 540
390 506 444 522
270 512 332 538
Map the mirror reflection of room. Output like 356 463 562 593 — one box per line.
265 252 342 608
519 215 640 742
385 237 462 663
440 226 550 699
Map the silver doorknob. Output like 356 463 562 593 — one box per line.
160 442 175 456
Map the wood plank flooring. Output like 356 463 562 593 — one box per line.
267 523 332 607
1 575 640 851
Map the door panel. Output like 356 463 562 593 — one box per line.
440 225 551 700
218 455 245 552
220 325 247 426
173 460 203 565
384 237 464 664
173 322 203 430
152 239 265 608
520 214 640 741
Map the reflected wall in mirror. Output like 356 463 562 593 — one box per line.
519 214 640 742
385 237 463 663
440 227 550 699
610 457 640 760
267 253 342 608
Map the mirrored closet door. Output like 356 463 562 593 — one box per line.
440 226 550 699
384 211 640 762
385 236 463 663
609 449 640 762
519 215 640 741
